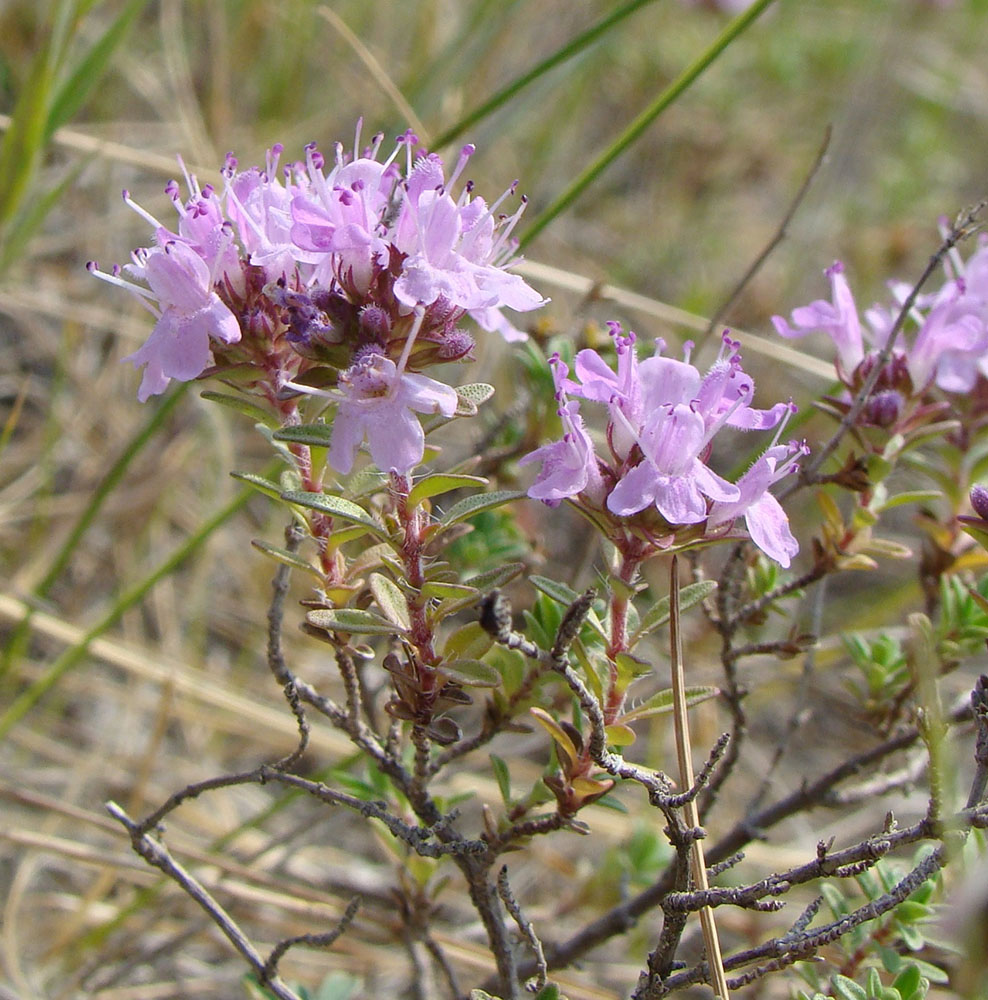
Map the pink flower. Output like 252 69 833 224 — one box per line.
88 240 240 401
224 145 300 283
772 261 864 378
519 356 604 506
391 145 546 323
523 324 801 565
777 250 988 402
607 402 740 523
289 136 397 293
327 349 458 475
707 440 806 567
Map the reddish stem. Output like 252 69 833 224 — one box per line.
392 474 440 680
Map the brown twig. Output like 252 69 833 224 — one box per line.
105 802 304 1000
497 866 549 993
701 124 832 346
260 897 361 985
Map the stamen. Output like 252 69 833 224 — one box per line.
122 190 164 230
395 307 426 380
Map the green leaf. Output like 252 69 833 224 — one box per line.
230 471 283 500
465 561 527 592
901 959 946 985
306 608 406 636
200 391 279 427
443 621 495 660
895 921 924 951
422 580 476 601
490 754 511 805
529 575 606 639
327 524 372 547
605 723 636 746
281 490 387 538
369 573 411 631
533 985 561 1000
408 473 489 508
894 901 933 923
868 968 884 995
439 490 525 527
273 423 335 447
634 580 717 639
875 490 943 513
619 685 720 723
831 975 867 1000
251 540 322 578
891 967 922 1000
530 574 580 605
442 658 502 687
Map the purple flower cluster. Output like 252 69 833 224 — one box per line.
521 324 805 567
773 237 988 427
89 127 545 475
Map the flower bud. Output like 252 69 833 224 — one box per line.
971 484 988 520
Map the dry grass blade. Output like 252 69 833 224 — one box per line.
668 556 729 1000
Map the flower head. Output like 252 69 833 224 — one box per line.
92 126 547 404
523 324 801 565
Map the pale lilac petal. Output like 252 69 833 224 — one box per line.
368 403 425 474
607 461 659 517
654 473 708 525
124 312 213 401
327 408 365 475
691 462 740 504
398 373 459 417
144 242 210 312
639 356 701 408
772 262 864 375
744 492 799 568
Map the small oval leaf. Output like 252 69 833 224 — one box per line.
620 685 720 723
251 539 322 578
443 621 495 661
440 490 525 528
307 607 406 635
370 573 411 630
408 473 489 508
605 724 637 747
273 423 334 447
281 490 387 538
442 658 502 687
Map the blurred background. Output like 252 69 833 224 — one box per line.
2 1 988 997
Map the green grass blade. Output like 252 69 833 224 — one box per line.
0 154 89 272
519 0 777 248
45 0 149 140
0 385 189 676
0 38 57 226
430 0 660 150
0 477 262 740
